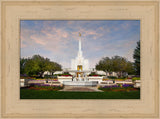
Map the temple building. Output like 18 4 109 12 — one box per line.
71 33 89 71
41 33 120 86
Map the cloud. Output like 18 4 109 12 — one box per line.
21 43 27 48
20 20 140 68
31 36 46 45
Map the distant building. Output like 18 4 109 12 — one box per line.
42 71 52 77
106 72 118 77
96 70 106 75
53 71 63 75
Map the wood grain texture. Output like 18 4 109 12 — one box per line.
0 0 159 118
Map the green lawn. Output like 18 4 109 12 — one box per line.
20 89 140 99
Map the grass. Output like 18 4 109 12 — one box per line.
20 89 140 99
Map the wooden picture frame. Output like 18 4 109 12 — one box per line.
0 0 159 118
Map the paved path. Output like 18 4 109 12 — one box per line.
60 86 103 92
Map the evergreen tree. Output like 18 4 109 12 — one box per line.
133 41 140 75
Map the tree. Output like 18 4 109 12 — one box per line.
24 58 40 76
20 54 62 77
47 61 62 75
133 41 140 75
96 55 135 77
111 56 127 77
125 61 135 75
96 57 113 75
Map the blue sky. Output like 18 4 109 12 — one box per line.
20 20 140 68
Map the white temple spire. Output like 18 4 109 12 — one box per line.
71 32 89 70
78 33 82 57
79 32 82 51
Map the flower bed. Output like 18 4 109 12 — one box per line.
61 75 72 77
115 79 126 81
122 84 133 88
98 84 137 92
29 83 63 91
98 84 119 89
102 78 109 81
35 78 58 81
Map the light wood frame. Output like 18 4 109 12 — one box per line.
0 0 159 118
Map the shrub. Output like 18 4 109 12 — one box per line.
89 72 105 76
44 75 54 79
115 79 126 81
107 76 117 79
119 76 127 79
89 72 96 76
132 77 140 81
56 73 72 76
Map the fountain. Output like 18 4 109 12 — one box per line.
60 33 99 86
63 71 98 86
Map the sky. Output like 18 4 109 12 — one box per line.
20 20 140 68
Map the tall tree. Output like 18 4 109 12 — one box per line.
20 54 62 77
111 56 132 77
125 61 135 75
96 57 113 75
133 41 140 75
24 58 40 76
96 55 135 77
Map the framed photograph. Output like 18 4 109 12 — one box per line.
1 0 159 118
20 20 140 99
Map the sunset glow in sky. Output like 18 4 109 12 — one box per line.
20 20 140 68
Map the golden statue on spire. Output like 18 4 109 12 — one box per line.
79 32 81 37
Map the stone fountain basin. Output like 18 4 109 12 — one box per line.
63 81 98 86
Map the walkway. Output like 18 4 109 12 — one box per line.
60 86 103 92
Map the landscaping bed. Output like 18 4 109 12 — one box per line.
98 84 139 92
24 83 63 91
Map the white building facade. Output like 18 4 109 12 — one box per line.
71 33 89 71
